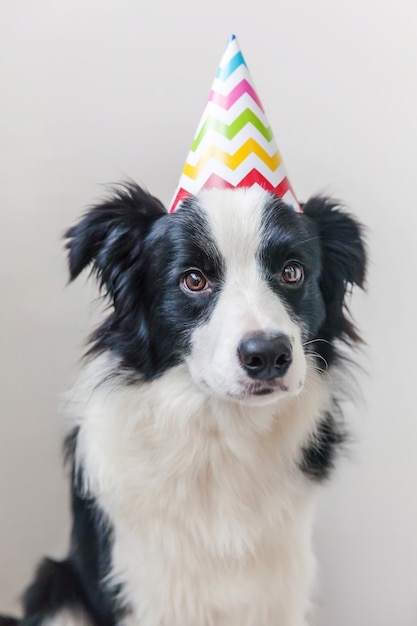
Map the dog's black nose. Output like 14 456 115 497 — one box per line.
238 333 293 380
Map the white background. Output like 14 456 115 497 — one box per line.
1 0 416 624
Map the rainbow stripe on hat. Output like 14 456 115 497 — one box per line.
170 35 300 212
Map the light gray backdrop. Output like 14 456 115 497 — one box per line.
1 1 416 624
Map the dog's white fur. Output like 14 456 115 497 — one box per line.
67 354 330 626
43 611 92 626
59 188 335 626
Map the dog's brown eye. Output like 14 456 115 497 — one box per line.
281 262 304 285
182 270 208 292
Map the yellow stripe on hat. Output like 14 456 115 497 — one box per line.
183 139 282 180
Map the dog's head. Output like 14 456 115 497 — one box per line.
66 184 366 405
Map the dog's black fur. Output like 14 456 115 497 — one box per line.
2 184 366 625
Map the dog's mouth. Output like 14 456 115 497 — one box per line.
252 387 276 396
248 382 288 396
242 381 289 397
197 376 294 403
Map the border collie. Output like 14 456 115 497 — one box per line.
1 184 366 626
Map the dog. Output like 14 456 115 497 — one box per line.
1 183 366 626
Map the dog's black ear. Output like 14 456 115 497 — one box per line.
65 183 166 301
303 196 367 343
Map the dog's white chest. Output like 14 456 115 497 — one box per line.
112 486 316 626
72 361 328 626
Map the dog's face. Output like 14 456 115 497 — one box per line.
66 184 366 405
147 188 323 404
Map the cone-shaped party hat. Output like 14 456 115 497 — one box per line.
169 35 300 212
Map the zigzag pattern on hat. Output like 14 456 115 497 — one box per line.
170 35 299 212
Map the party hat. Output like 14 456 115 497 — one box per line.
169 35 300 212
